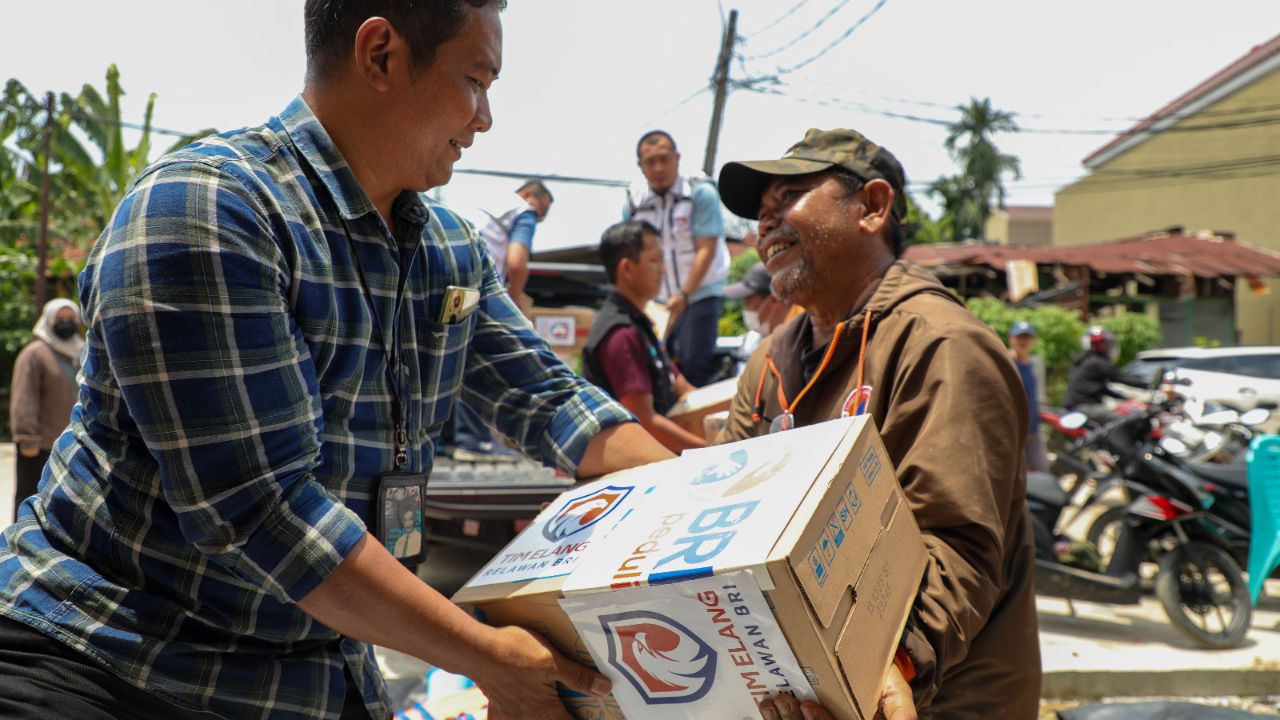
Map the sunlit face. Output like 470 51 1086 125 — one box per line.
637 137 679 194
625 231 665 302
390 4 501 190
756 172 862 308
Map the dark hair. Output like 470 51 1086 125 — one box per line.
304 0 507 83
828 168 906 259
600 221 659 284
635 130 678 160
517 178 553 203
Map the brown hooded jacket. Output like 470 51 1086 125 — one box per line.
718 261 1041 719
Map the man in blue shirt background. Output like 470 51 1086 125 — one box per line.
1010 320 1050 473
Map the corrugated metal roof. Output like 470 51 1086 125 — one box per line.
903 233 1280 278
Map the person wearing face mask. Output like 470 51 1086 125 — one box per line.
8 299 83 516
725 262 797 364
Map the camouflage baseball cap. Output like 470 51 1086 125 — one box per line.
718 128 908 222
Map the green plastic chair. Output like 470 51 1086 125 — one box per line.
1247 434 1280 606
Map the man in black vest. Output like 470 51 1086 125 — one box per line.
584 221 707 453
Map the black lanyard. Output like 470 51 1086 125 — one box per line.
339 215 410 469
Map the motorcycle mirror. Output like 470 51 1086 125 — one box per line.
1241 407 1271 426
1060 411 1089 430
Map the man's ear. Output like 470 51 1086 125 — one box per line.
353 17 404 93
858 178 895 237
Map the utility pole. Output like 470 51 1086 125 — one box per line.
702 9 738 178
35 91 54 313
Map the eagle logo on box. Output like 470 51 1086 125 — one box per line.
600 611 717 704
542 485 634 542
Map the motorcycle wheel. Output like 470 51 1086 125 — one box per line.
1155 540 1252 649
1086 506 1127 570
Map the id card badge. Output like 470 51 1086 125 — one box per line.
374 471 429 566
439 286 480 325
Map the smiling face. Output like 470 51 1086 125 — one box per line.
755 171 865 309
388 3 501 191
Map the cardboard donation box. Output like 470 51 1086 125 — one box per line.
454 417 927 720
665 377 739 439
452 464 672 719
526 306 596 361
561 417 927 719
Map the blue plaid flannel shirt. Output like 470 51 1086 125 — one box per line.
0 96 632 720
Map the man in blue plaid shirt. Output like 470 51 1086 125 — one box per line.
0 2 672 719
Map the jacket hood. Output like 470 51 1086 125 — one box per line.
863 260 964 321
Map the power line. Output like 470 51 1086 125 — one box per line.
781 76 1280 127
453 168 628 188
746 0 817 38
635 85 711 129
773 0 888 76
742 0 855 60
748 85 1280 136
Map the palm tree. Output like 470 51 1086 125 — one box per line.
927 174 983 242
943 97 1021 238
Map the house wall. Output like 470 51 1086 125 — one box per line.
1054 67 1280 344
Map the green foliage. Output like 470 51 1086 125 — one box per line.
1097 313 1162 368
967 300 1163 404
967 297 1086 404
0 65 210 439
904 193 947 246
720 248 761 336
929 98 1021 242
1194 336 1222 348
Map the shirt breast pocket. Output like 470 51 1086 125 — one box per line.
419 316 475 430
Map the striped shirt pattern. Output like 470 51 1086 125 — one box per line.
0 96 632 720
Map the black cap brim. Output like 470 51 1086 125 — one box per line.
718 157 834 220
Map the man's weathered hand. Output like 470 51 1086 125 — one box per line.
874 663 916 720
473 625 610 720
758 693 833 720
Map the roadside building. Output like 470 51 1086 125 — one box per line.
985 206 1053 248
1054 32 1280 344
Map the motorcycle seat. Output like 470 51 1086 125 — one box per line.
1026 471 1068 508
1187 461 1249 491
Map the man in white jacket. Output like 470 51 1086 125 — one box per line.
623 130 728 386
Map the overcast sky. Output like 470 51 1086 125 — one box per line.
4 1 1278 251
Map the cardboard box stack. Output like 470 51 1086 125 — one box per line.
454 417 927 720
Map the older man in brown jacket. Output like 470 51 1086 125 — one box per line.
718 129 1041 720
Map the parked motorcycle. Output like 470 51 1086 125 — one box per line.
1030 406 1253 649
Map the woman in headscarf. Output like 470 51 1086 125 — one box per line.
8 298 83 511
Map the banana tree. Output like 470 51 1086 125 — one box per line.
1 65 213 250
